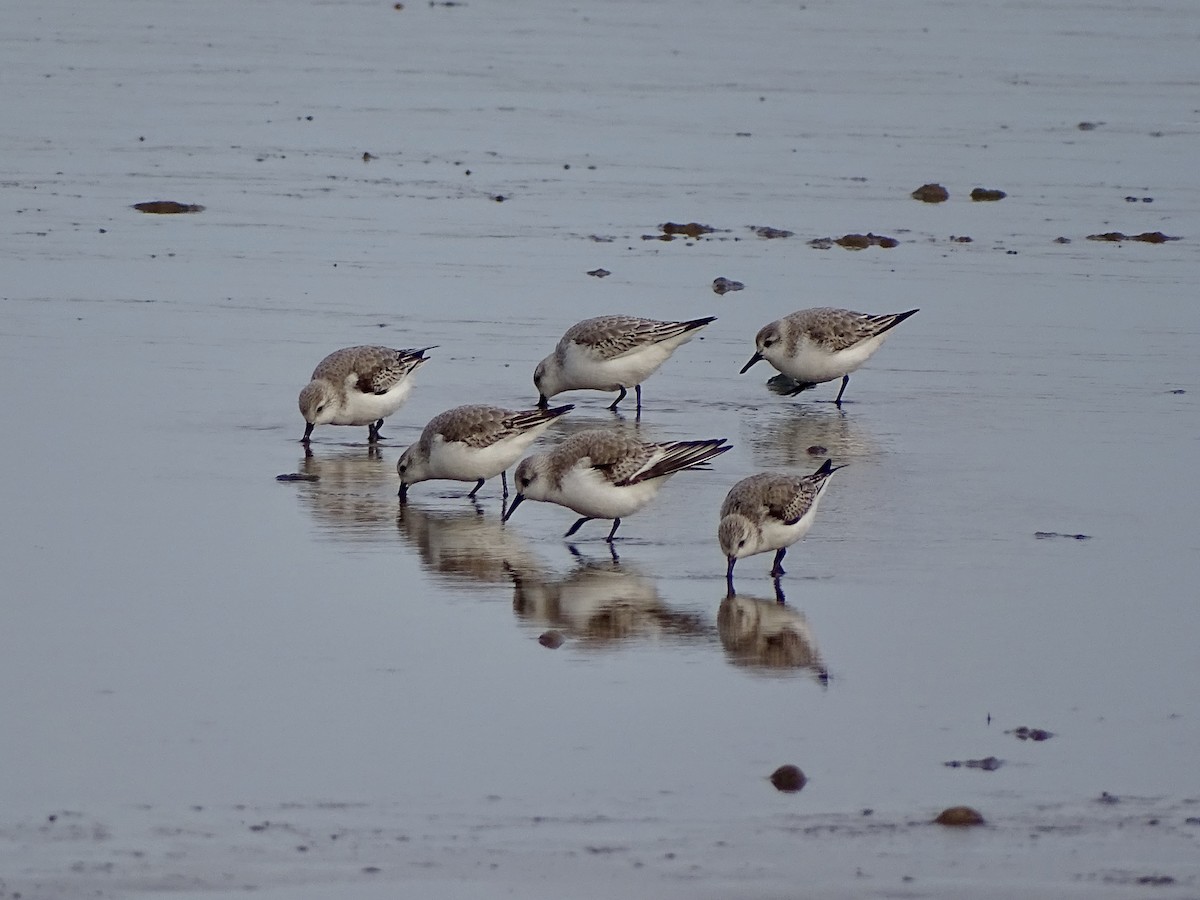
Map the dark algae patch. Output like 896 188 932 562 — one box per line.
1035 531 1091 540
970 187 1007 201
132 200 205 214
944 756 1003 771
809 232 899 250
1087 231 1178 243
712 277 744 295
646 221 721 240
750 225 794 239
1008 726 1053 741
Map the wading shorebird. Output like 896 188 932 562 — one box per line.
718 459 844 590
298 345 432 444
534 314 716 412
741 307 918 405
504 428 730 542
397 403 573 503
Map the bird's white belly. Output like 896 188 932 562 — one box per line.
332 381 413 425
773 334 889 383
554 467 666 518
430 433 533 481
564 342 673 390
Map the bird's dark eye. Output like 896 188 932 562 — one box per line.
762 336 776 347
738 539 746 548
520 476 532 488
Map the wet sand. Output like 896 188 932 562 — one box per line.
2 0 1198 896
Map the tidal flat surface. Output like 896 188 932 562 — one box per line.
2 0 1199 897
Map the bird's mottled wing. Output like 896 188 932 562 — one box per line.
358 347 431 394
563 316 700 362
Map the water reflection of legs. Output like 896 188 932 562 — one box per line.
567 541 619 565
773 578 786 604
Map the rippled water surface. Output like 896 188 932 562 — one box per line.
2 0 1199 896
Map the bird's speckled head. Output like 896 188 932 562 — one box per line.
513 455 548 501
299 380 338 426
395 444 427 487
719 513 759 560
532 354 561 405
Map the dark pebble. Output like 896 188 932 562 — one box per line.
276 473 319 482
769 764 806 793
934 806 985 826
911 183 949 203
538 631 565 649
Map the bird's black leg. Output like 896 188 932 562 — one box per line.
608 386 628 410
501 470 509 499
563 516 593 538
834 375 850 407
467 478 486 499
635 384 643 412
605 518 622 542
368 418 384 443
769 547 787 578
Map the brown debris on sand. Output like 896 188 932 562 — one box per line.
750 225 794 239
809 232 899 250
970 188 1007 201
712 277 744 295
645 221 720 241
935 806 985 826
1087 231 1177 243
912 183 949 203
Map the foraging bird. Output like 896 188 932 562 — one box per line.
534 314 716 412
504 428 730 541
299 345 432 443
741 307 918 405
397 403 573 503
718 460 844 588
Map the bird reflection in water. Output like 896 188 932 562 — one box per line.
396 502 547 588
292 445 398 542
509 553 709 647
717 590 828 683
744 403 875 469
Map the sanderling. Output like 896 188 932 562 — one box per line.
718 460 844 587
397 403 574 503
299 345 432 444
503 428 731 541
740 307 918 405
534 314 716 412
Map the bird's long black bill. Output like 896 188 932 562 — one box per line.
502 494 525 522
739 352 764 374
301 422 315 443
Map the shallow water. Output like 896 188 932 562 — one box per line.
2 0 1199 896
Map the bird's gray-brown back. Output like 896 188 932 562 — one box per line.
311 346 429 394
419 405 568 453
721 472 824 525
559 315 714 362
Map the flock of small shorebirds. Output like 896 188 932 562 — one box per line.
297 306 918 595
